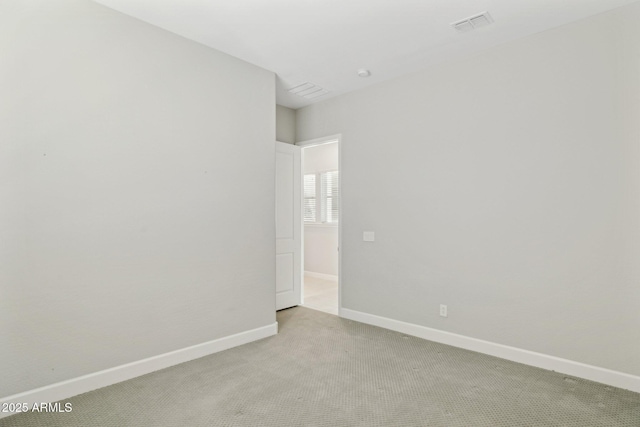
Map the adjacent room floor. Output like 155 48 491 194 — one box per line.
2 307 638 427
302 274 338 315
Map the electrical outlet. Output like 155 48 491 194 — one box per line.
440 304 448 317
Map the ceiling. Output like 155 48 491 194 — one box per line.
94 0 639 109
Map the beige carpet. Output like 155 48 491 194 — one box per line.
2 306 639 426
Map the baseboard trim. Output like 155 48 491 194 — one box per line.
340 308 640 393
304 271 338 282
0 322 278 419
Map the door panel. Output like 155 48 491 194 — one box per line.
275 253 294 294
275 142 302 310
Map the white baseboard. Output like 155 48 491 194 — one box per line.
0 322 278 419
304 271 338 282
340 308 640 394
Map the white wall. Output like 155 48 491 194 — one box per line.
297 3 640 377
303 143 339 277
303 142 339 174
0 0 275 398
276 104 296 144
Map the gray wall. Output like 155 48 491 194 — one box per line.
276 104 296 144
0 0 275 397
297 3 640 376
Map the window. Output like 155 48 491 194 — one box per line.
304 170 339 224
303 174 316 222
321 170 339 223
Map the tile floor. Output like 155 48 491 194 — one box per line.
302 275 338 315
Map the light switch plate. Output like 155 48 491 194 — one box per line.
363 231 375 242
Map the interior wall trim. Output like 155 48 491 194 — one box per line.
340 308 640 393
0 323 278 419
304 271 338 282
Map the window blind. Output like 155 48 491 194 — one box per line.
303 174 316 222
321 170 339 223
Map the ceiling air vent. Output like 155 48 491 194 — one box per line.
288 82 329 100
452 11 493 33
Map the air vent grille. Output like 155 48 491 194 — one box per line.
288 82 329 100
452 12 493 32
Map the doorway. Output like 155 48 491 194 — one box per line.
298 135 341 315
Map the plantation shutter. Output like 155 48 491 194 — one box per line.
303 174 316 222
321 170 339 223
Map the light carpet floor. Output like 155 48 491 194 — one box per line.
2 306 639 426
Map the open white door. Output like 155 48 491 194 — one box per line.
275 142 302 310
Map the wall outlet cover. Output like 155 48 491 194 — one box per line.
440 304 448 317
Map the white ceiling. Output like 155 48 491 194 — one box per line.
94 0 639 109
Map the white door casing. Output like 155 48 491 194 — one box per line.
275 142 302 310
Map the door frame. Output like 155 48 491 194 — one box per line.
296 134 342 316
